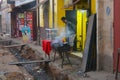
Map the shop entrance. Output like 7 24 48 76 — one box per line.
13 11 37 41
66 10 97 72
66 10 87 57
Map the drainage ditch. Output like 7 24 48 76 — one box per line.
0 39 53 80
0 39 81 80
8 46 53 80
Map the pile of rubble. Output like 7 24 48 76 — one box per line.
19 45 43 60
5 72 33 80
0 48 34 80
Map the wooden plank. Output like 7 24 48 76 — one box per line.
3 43 27 48
9 60 51 65
81 14 96 72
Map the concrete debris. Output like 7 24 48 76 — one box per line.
19 46 44 61
76 70 89 78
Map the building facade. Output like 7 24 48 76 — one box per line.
10 0 37 41
0 0 12 35
0 0 117 73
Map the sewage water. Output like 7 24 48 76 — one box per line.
9 48 53 80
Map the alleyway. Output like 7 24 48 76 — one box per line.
0 36 118 80
1 0 120 80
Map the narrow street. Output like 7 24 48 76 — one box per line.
0 0 120 80
0 37 117 80
0 41 34 80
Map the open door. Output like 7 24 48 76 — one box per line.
66 10 88 57
76 10 87 52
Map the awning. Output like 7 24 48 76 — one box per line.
11 1 36 12
30 0 48 10
15 0 35 7
7 0 15 4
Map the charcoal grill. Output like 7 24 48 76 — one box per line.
51 42 72 68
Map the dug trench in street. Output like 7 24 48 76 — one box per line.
0 44 34 80
0 37 117 80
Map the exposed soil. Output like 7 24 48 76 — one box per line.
19 45 43 60
5 72 33 80
0 37 117 80
0 47 34 80
8 44 53 80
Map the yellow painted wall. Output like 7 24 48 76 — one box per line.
39 6 44 27
77 10 87 50
49 0 73 28
54 0 58 28
39 0 96 28
82 10 87 49
48 0 66 35
57 0 65 27
50 0 66 36
77 11 82 50
91 0 96 14
49 0 53 28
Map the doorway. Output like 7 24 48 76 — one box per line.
66 10 87 58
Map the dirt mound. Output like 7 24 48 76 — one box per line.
20 47 36 60
20 46 43 60
5 72 34 80
5 72 25 80
0 49 11 56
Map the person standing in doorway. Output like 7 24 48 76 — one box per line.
61 17 76 50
